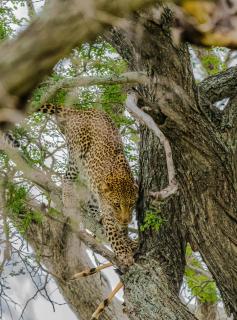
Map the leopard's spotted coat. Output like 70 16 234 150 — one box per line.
40 104 138 266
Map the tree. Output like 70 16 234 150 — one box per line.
0 1 236 320
106 6 237 318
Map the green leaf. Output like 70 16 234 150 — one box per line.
140 209 164 232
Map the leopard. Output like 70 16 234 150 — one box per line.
39 104 138 266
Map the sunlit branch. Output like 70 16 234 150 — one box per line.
125 92 178 200
71 262 113 279
91 281 123 320
166 0 237 48
38 72 148 105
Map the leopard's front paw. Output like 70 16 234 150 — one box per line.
128 239 139 251
117 250 134 267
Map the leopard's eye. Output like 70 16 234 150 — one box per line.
113 202 120 209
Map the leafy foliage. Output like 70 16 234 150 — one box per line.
6 183 42 234
0 1 26 40
0 6 13 40
200 49 226 76
185 244 219 303
140 208 164 232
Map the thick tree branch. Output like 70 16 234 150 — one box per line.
44 213 118 267
0 0 236 128
123 257 197 320
109 6 237 317
198 67 237 104
195 299 218 320
12 195 127 320
40 72 148 104
60 72 148 88
125 93 178 200
0 0 155 126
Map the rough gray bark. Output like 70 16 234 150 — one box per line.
120 127 195 320
198 67 237 104
123 257 195 320
106 4 237 319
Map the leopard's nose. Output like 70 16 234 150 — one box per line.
119 205 131 225
121 218 129 225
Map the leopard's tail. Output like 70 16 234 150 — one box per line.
37 103 64 115
3 104 64 149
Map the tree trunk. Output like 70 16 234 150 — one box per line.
107 4 237 319
120 127 196 320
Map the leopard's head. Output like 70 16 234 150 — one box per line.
99 170 138 226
